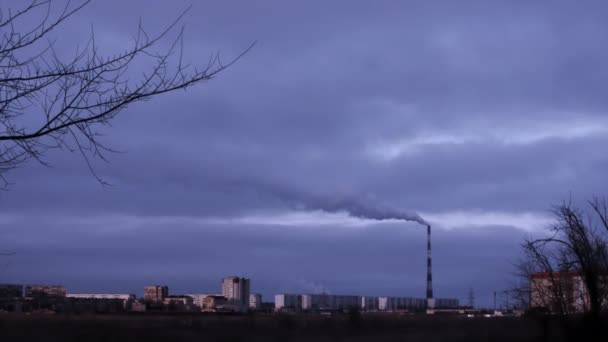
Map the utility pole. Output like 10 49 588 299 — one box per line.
467 287 475 308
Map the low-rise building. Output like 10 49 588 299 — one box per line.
202 295 228 312
0 284 24 312
332 295 360 310
130 300 146 312
0 284 23 299
163 295 194 306
378 297 426 311
66 294 136 308
277 293 395 312
435 298 460 309
530 271 588 313
300 294 360 311
163 295 195 311
278 293 454 312
65 297 129 313
186 293 220 309
25 285 66 298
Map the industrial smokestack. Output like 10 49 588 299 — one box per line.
268 188 436 308
426 224 435 310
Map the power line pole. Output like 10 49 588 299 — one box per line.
468 287 475 308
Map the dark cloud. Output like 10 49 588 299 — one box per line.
2 0 608 308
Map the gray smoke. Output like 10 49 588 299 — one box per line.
296 279 331 295
304 197 429 226
268 186 428 226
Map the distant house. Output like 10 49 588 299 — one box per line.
530 271 588 313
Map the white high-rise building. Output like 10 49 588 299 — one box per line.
275 294 301 311
301 294 312 310
221 277 250 309
249 293 262 309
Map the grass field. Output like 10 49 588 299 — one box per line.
0 312 603 342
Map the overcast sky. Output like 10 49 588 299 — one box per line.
1 0 608 307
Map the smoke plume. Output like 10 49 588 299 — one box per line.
306 197 428 226
270 186 428 226
296 279 331 295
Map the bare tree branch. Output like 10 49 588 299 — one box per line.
516 198 608 320
0 0 254 186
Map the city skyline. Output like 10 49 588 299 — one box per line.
0 222 503 306
0 278 461 312
0 271 463 307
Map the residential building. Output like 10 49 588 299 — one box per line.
435 298 460 309
332 295 360 310
66 294 136 308
275 294 301 311
221 277 250 309
163 296 193 305
24 285 66 298
202 295 228 312
361 296 379 311
130 300 146 312
301 294 312 310
65 296 132 313
186 293 220 309
144 285 168 302
301 294 360 311
67 293 135 301
378 297 426 311
0 284 23 299
279 293 454 312
281 294 363 312
249 293 262 309
530 271 588 313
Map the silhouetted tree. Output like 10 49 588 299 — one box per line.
0 0 252 186
515 197 608 340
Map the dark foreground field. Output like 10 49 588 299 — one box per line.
0 313 604 342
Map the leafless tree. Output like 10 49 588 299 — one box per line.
515 197 608 318
511 198 608 341
0 0 253 187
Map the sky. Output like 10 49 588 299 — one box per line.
1 0 608 308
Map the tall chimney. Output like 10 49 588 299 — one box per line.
426 224 434 309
